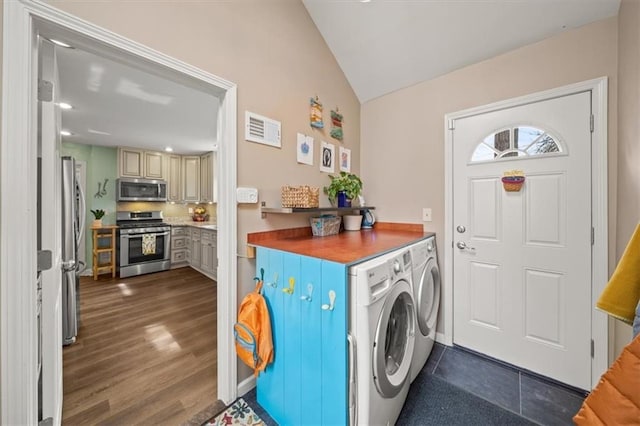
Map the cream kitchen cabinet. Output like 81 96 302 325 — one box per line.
182 156 201 203
190 228 201 268
200 229 217 280
170 226 188 268
200 152 217 203
118 147 165 180
167 154 182 202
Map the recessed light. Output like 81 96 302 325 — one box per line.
50 39 73 48
60 130 73 136
59 102 73 110
360 0 372 3
165 147 173 152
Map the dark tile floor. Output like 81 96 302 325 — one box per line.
425 343 588 425
243 343 588 426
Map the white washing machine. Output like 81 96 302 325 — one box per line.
348 248 416 426
408 236 441 382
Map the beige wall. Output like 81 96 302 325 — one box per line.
614 0 640 354
33 0 360 383
361 17 619 342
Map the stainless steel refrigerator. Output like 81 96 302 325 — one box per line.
61 156 86 345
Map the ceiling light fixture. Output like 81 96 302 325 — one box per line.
60 130 73 136
59 102 73 110
50 39 73 48
360 0 372 3
165 147 173 152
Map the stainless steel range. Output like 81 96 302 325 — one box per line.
117 211 171 278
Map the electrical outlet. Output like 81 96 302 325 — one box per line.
422 208 432 222
188 208 194 214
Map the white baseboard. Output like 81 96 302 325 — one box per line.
436 331 451 346
237 375 255 397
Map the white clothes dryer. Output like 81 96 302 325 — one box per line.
348 248 416 426
408 236 441 382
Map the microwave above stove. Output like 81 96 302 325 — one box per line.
116 178 167 202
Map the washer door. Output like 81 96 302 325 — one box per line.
416 258 441 337
372 279 415 398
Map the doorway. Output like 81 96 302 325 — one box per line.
1 1 238 424
443 78 609 391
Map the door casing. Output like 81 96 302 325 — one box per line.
1 1 238 424
443 78 609 389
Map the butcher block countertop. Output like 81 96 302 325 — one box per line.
249 228 434 265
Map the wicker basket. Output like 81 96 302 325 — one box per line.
501 176 525 192
281 185 320 208
310 216 341 237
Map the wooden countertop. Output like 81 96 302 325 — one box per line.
250 229 433 265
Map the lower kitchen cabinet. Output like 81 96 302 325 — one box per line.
170 226 188 268
191 228 201 268
200 229 217 280
256 247 348 426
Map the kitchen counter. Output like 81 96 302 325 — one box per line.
251 229 432 265
169 222 217 230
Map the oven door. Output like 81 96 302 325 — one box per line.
120 230 171 266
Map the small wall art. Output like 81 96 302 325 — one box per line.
319 141 335 173
310 96 324 129
339 146 351 172
94 178 109 198
296 133 314 166
330 108 343 141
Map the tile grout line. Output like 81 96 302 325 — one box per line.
432 345 447 374
519 371 522 415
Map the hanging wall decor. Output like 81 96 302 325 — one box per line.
310 96 324 129
94 178 109 198
502 170 525 192
339 146 351 172
330 108 343 141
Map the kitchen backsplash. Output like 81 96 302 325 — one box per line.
117 201 217 223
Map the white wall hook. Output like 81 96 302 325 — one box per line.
266 272 278 288
300 283 313 302
321 290 336 311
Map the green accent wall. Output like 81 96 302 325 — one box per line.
61 143 117 270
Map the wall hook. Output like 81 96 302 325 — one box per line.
266 272 278 288
254 267 265 283
300 283 313 302
321 290 336 311
283 277 295 295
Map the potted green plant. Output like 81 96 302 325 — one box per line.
90 209 105 227
324 172 363 207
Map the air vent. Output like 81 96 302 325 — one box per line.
245 111 281 148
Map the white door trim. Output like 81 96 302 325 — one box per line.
443 77 608 389
1 1 238 423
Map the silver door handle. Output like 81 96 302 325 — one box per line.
456 241 476 251
61 260 76 271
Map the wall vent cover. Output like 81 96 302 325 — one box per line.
245 111 281 148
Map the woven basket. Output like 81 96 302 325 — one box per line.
501 176 525 192
281 185 320 208
310 216 341 237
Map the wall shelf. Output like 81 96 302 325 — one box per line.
260 202 375 218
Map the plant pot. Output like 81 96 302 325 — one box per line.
343 214 362 231
92 219 102 228
337 191 351 208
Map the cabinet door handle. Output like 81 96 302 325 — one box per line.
321 290 336 311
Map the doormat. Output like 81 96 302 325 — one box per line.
203 398 265 426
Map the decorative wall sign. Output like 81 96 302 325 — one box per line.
330 109 343 141
502 170 525 192
319 141 335 173
339 146 351 172
296 133 314 166
310 97 324 129
94 178 108 198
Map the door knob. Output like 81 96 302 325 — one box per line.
456 225 466 233
456 241 476 251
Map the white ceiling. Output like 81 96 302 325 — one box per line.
303 0 620 103
56 46 219 155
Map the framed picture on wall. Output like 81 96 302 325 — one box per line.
339 146 351 172
320 141 335 173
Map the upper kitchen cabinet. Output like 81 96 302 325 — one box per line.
200 151 217 203
118 147 166 180
182 156 201 203
167 154 182 202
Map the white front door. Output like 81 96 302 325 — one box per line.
452 92 592 390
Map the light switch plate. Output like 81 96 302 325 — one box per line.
237 187 259 203
422 208 432 222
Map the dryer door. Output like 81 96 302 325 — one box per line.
416 258 441 337
372 279 415 398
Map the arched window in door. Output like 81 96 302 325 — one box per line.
471 126 562 163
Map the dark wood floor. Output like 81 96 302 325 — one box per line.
62 268 222 425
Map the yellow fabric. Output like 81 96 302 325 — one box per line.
597 224 640 324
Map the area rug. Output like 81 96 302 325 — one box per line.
203 398 265 426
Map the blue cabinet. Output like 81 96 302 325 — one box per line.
256 247 348 425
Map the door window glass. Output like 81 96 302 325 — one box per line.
471 126 562 163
